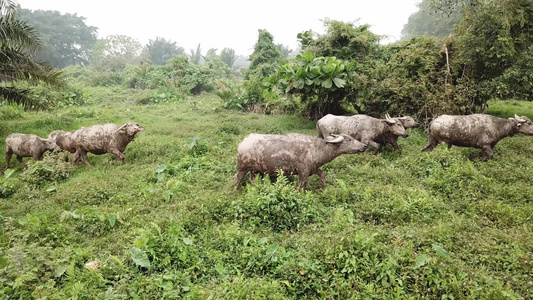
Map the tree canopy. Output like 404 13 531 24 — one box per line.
18 8 98 68
401 0 462 40
146 37 184 66
91 35 144 72
245 29 282 79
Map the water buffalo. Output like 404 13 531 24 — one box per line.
70 122 144 167
5 134 58 169
422 114 533 160
375 116 420 153
235 133 367 190
316 114 408 153
48 130 77 161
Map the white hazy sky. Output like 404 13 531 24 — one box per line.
18 0 421 56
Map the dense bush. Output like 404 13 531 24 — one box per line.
231 174 318 232
18 152 75 187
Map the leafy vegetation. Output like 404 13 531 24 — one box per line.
1 89 532 298
0 0 63 109
1 0 533 298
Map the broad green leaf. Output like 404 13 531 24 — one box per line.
414 254 429 268
155 164 167 174
432 244 452 261
43 165 54 172
18 216 28 226
55 265 67 278
108 214 116 227
267 243 279 255
130 247 150 268
293 79 304 89
305 78 313 85
332 77 346 88
163 190 173 201
215 263 225 276
28 214 40 228
4 169 15 179
325 63 337 74
322 78 333 88
183 237 193 245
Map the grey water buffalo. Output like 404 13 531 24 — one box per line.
422 114 533 160
235 133 367 190
316 114 408 153
375 116 420 153
48 130 77 161
70 122 144 167
5 134 58 169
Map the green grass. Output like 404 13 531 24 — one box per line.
488 99 533 119
1 93 532 299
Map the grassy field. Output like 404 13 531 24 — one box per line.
1 93 532 299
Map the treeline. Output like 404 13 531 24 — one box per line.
2 0 533 124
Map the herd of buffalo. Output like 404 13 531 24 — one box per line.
4 113 533 190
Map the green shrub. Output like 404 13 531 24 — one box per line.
186 136 210 157
0 103 24 120
232 173 318 232
19 152 75 187
0 174 18 199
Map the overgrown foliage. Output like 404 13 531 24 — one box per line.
0 91 532 298
265 52 359 118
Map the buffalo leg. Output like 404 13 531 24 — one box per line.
363 140 381 154
5 150 12 169
234 170 247 189
76 150 91 167
248 171 258 184
110 149 125 162
315 169 326 187
16 156 27 168
390 138 402 153
481 145 493 161
422 136 439 152
297 172 310 191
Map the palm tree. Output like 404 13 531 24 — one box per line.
0 0 62 109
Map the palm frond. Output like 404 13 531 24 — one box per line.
0 0 17 17
0 85 46 109
0 0 63 110
0 14 44 51
0 45 63 85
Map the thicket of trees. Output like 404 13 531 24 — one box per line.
263 0 533 120
1 0 532 121
18 8 97 68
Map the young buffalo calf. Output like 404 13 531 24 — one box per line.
5 134 58 169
